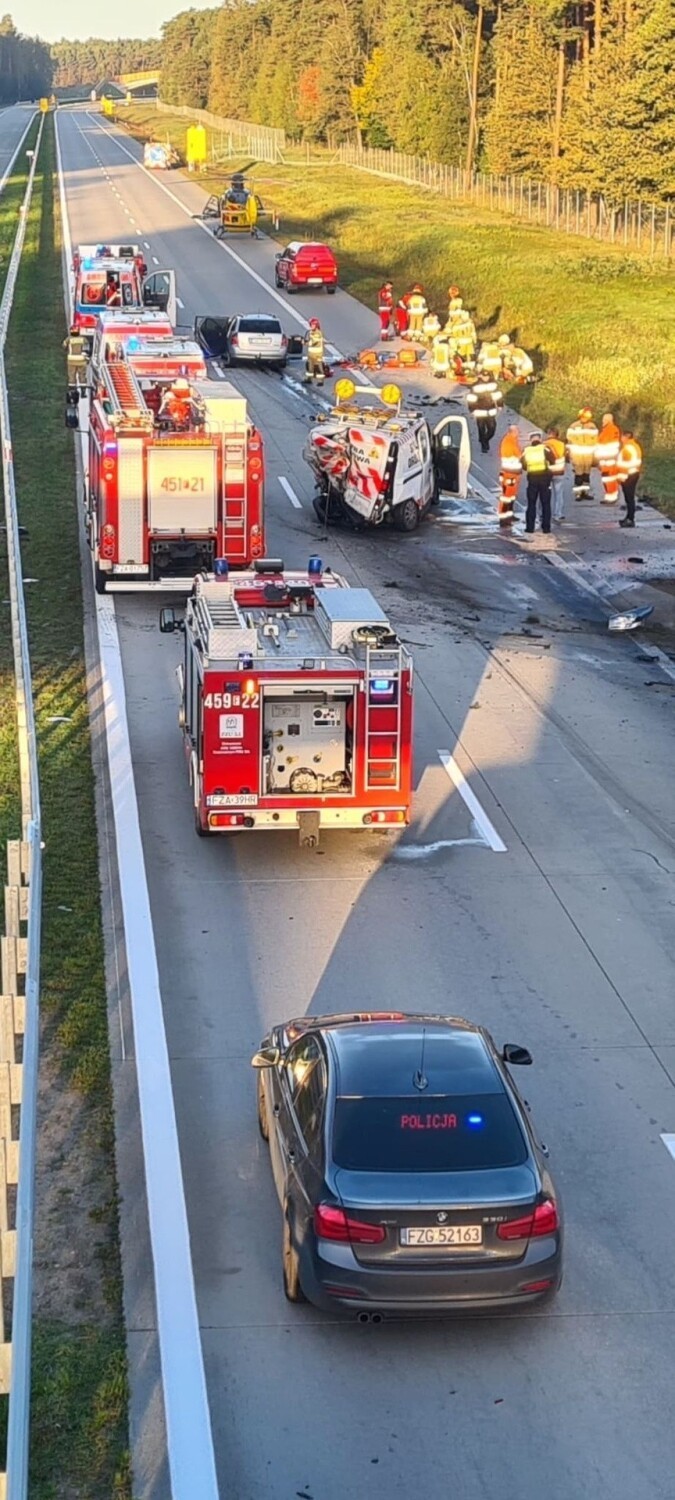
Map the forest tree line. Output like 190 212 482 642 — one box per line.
159 0 675 202
0 14 53 103
50 37 163 88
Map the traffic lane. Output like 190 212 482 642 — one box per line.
0 104 33 182
61 111 675 1493
201 1311 673 1500
57 112 150 250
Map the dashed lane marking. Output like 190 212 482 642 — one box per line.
279 476 302 509
661 1135 675 1161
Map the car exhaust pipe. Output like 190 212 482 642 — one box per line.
356 1310 384 1325
371 1312 384 1325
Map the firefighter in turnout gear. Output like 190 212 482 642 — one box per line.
477 339 503 377
596 413 621 503
504 346 534 383
617 431 642 527
522 434 553 535
499 426 522 526
467 368 503 453
422 310 441 345
159 378 203 430
64 326 87 387
304 319 326 385
406 284 428 338
378 281 394 340
455 314 477 370
431 334 452 378
446 287 464 327
566 408 598 500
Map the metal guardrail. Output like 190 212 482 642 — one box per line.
337 142 675 258
0 110 43 1500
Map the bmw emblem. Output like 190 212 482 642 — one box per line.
437 1211 448 1224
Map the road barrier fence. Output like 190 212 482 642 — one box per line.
153 100 285 165
0 108 43 1500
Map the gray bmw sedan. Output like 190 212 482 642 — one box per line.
252 1013 563 1318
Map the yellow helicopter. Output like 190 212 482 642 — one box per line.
200 173 275 239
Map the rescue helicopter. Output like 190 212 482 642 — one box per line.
198 173 277 239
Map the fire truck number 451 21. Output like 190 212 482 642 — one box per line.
204 692 260 709
160 477 206 493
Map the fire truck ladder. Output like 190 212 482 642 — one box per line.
105 359 146 415
363 639 408 791
222 431 248 560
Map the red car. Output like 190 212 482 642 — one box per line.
274 241 338 294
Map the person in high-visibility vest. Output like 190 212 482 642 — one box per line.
546 427 567 522
378 281 394 340
477 339 502 377
431 334 452 378
617 431 642 527
63 326 87 387
455 313 477 370
304 318 326 384
596 412 621 503
498 426 522 526
522 433 553 535
466 368 503 453
566 408 598 500
422 310 441 345
446 285 463 323
406 284 427 338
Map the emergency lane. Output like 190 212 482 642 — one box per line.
0 105 35 190
56 106 675 1500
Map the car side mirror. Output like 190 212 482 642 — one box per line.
251 1046 280 1070
65 408 79 430
502 1043 532 1066
159 607 184 634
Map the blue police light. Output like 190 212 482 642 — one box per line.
466 1114 484 1128
308 555 323 577
127 336 141 352
214 558 229 579
371 678 393 694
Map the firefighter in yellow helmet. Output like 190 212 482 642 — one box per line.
422 309 441 345
304 318 326 385
565 407 598 500
406 284 428 339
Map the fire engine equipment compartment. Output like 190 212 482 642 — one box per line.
162 567 413 841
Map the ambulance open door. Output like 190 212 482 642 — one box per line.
142 269 177 327
431 415 471 499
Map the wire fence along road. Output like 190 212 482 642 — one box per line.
0 109 42 1500
153 99 285 165
338 142 675 258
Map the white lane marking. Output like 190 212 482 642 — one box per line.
661 1135 675 1161
144 240 151 249
56 110 220 1500
152 254 159 265
438 750 507 853
176 296 184 310
279 476 302 509
211 364 226 379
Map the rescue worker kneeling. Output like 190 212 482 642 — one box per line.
422 310 441 346
159 378 203 430
466 368 503 453
304 318 326 385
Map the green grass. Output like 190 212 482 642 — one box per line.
2 117 130 1497
0 118 40 874
120 101 675 516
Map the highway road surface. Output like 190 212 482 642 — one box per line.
0 105 34 187
57 107 675 1500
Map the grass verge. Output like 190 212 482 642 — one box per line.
0 116 40 876
2 115 130 1498
120 102 675 516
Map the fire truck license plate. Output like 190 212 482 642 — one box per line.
207 794 258 807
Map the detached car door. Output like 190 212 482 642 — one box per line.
432 414 471 498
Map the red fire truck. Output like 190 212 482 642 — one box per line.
159 561 414 846
87 362 265 590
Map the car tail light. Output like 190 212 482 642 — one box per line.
363 810 406 825
281 335 288 347
230 334 238 346
314 1204 385 1245
520 1279 553 1295
497 1200 559 1241
100 524 116 559
250 524 263 558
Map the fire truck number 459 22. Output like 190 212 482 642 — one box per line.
204 691 260 709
